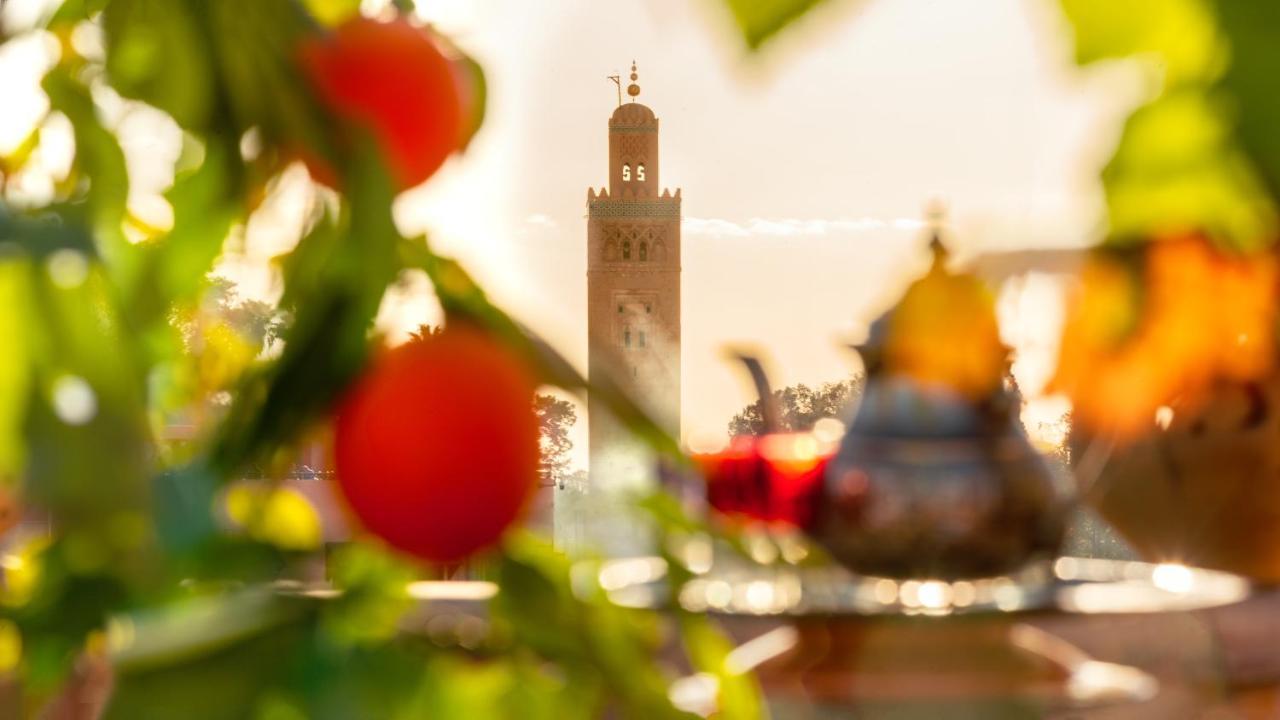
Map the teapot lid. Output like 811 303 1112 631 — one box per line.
855 204 1010 401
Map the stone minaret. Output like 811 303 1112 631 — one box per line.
582 63 681 554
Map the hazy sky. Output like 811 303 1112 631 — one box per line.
387 0 1138 464
0 0 1143 470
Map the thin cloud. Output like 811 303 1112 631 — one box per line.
683 217 924 238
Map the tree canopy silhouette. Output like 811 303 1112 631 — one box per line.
728 376 863 436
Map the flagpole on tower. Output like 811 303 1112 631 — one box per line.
607 74 622 107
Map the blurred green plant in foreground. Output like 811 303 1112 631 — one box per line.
0 0 767 717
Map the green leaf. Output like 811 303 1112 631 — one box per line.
1101 88 1275 248
7 558 132 694
0 260 31 478
1058 0 1279 249
1059 0 1227 84
721 0 832 49
152 466 219 554
1214 0 1280 201
105 598 314 720
301 0 362 27
45 0 110 30
129 138 240 329
109 588 309 673
41 68 134 281
203 0 334 165
432 33 488 152
321 544 416 647
0 127 41 177
678 614 765 720
210 138 399 478
103 0 218 130
495 534 696 720
401 240 683 462
20 234 153 541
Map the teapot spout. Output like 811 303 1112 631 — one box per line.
727 350 780 435
846 343 881 375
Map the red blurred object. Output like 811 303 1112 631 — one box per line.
298 17 464 190
334 327 539 564
696 433 833 529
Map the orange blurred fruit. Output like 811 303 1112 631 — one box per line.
334 326 539 563
298 17 464 190
1052 235 1277 439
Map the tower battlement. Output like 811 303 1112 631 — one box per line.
587 195 681 217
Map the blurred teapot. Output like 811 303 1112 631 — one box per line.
810 221 1070 580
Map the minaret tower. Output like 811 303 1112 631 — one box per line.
584 63 682 551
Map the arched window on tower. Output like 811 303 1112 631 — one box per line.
637 163 646 181
639 242 648 261
623 328 631 348
622 164 631 182
623 241 631 260
639 331 646 348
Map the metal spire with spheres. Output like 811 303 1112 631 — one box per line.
627 61 641 101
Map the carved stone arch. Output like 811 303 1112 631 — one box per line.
623 226 641 254
603 226 620 262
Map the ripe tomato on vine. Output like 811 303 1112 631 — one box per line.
333 326 540 563
298 17 465 190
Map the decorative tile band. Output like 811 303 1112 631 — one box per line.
589 200 682 218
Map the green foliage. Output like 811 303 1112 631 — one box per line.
1060 0 1224 84
722 0 833 49
1059 0 1280 250
0 1 751 716
41 67 131 270
494 534 695 720
301 0 362 28
0 261 33 478
1214 2 1280 201
103 0 217 130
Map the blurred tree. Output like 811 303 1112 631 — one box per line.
409 323 444 341
203 277 288 351
727 376 862 436
534 394 576 489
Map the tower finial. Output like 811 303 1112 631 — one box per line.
627 61 641 101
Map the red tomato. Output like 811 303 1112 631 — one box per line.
298 17 463 190
334 327 539 563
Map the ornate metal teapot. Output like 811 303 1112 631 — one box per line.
810 226 1071 580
